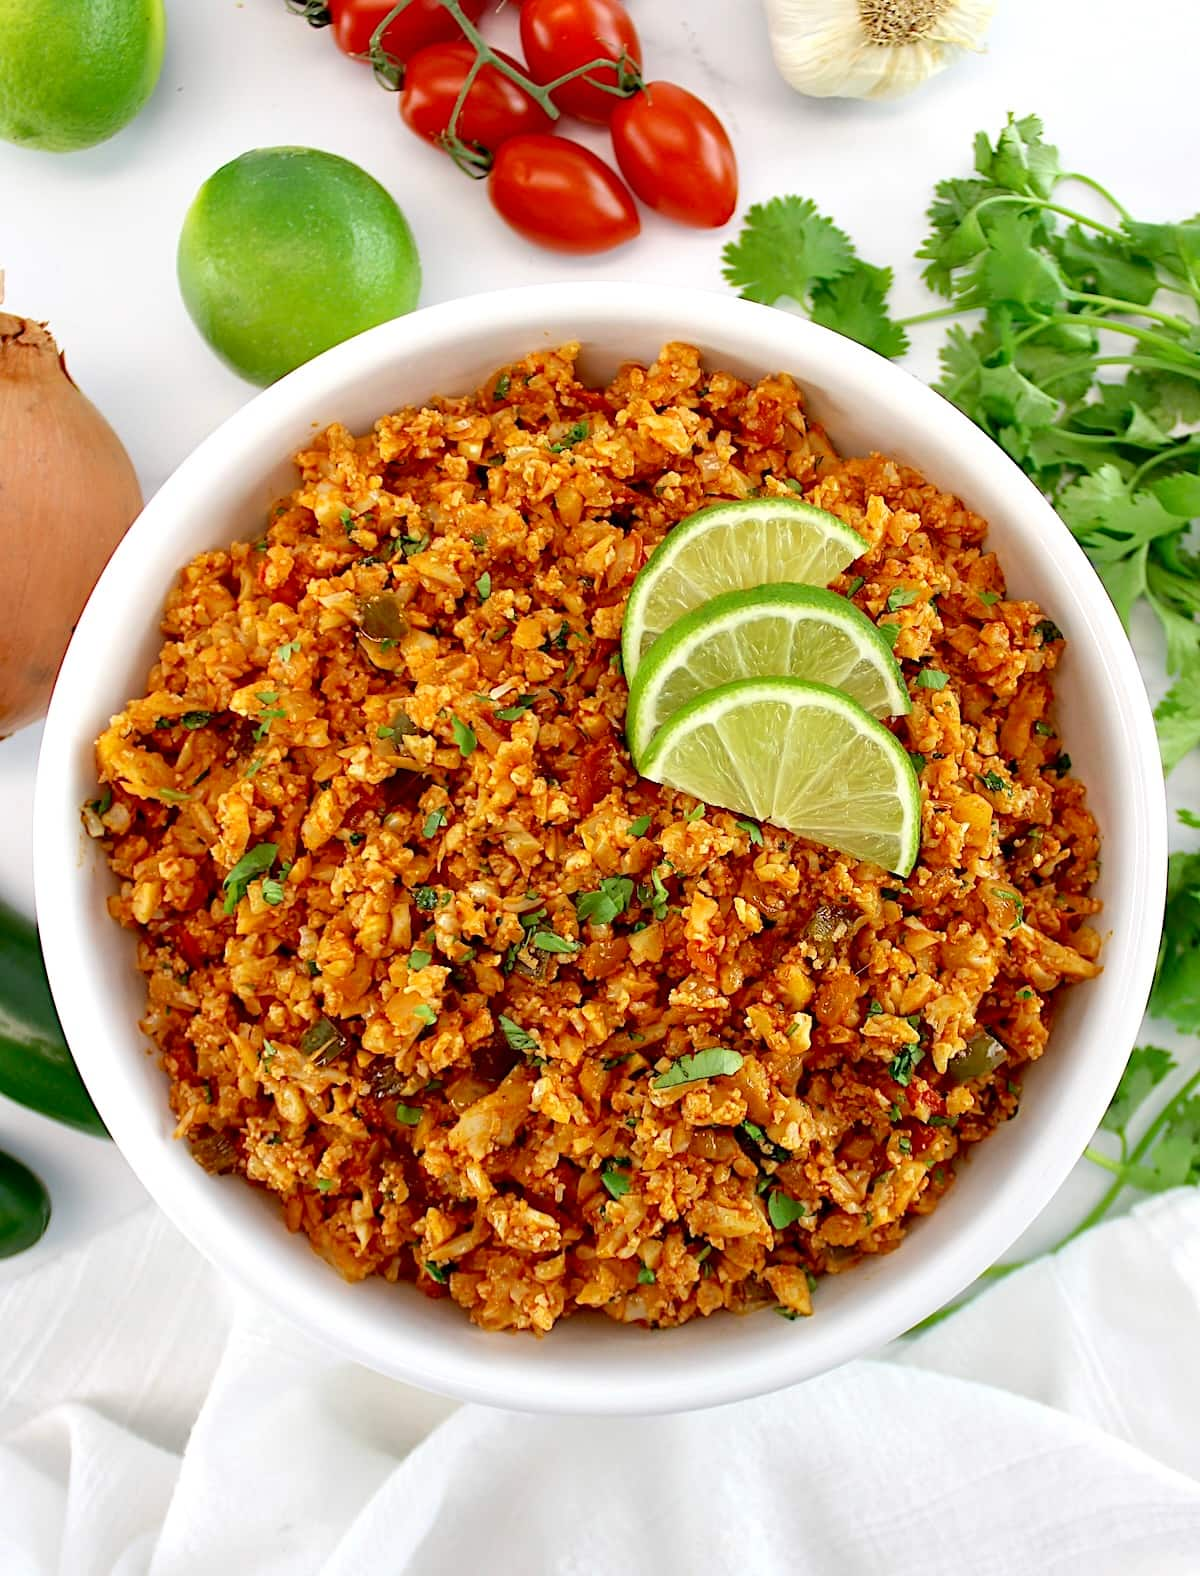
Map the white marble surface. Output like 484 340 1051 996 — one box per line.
1 0 1198 1282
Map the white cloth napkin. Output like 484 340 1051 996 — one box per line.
3 1191 1200 1576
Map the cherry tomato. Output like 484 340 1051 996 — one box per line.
489 134 639 253
328 0 486 64
518 0 641 123
402 43 552 153
609 81 738 228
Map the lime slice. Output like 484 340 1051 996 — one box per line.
639 677 921 876
625 584 910 764
621 498 867 680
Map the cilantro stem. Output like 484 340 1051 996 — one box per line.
1065 290 1192 333
957 192 1128 245
897 304 971 329
1081 1144 1124 1175
1062 1064 1200 1247
1128 438 1200 492
1039 312 1195 361
1060 172 1132 223
1035 354 1200 393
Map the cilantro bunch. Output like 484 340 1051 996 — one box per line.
723 115 1200 769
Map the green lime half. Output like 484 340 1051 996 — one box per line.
621 498 867 681
639 676 921 876
177 146 421 386
625 583 910 764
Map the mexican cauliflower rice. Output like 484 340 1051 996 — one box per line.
88 341 1101 1333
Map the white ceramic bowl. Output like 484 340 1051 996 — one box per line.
35 283 1166 1415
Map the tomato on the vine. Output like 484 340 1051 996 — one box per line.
518 0 641 124
610 81 738 228
328 0 486 64
489 134 639 253
402 43 552 153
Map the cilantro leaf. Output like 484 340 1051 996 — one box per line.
1154 659 1200 773
531 931 580 954
395 1102 422 1126
1150 849 1200 1032
451 717 477 757
974 113 1062 200
1055 226 1160 307
1056 466 1182 564
498 1014 539 1053
809 261 909 359
575 876 635 926
652 1047 743 1090
721 195 856 306
601 1160 632 1200
1125 1098 1200 1192
889 1045 924 1087
767 1190 808 1230
1101 1046 1176 1136
222 842 278 914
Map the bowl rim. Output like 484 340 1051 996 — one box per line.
34 281 1168 1414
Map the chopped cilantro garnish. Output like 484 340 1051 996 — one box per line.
495 694 535 721
652 1046 743 1090
1033 720 1055 737
276 641 301 663
425 1260 451 1285
977 591 1002 606
395 1102 422 1126
412 1004 437 1026
222 842 278 914
549 420 589 453
575 876 635 926
637 1263 656 1285
476 572 492 602
628 814 652 837
908 751 927 773
260 877 286 906
422 806 448 838
531 931 580 954
846 575 865 597
451 716 477 757
889 1045 924 1087
977 770 1007 793
498 1014 538 1052
886 587 919 612
768 1190 807 1229
409 949 432 971
736 818 764 845
601 1161 632 1200
1034 618 1064 643
915 667 949 690
494 373 511 399
994 887 1025 927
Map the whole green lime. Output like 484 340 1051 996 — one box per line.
177 147 422 387
0 0 165 152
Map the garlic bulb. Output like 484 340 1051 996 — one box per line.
764 0 996 101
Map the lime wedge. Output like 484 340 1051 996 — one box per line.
621 498 867 680
625 584 910 764
639 677 921 876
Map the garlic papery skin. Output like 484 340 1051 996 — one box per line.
764 0 996 101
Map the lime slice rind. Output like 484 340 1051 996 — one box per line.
621 498 868 680
625 583 910 764
639 676 921 877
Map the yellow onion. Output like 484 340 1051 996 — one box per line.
0 310 141 737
